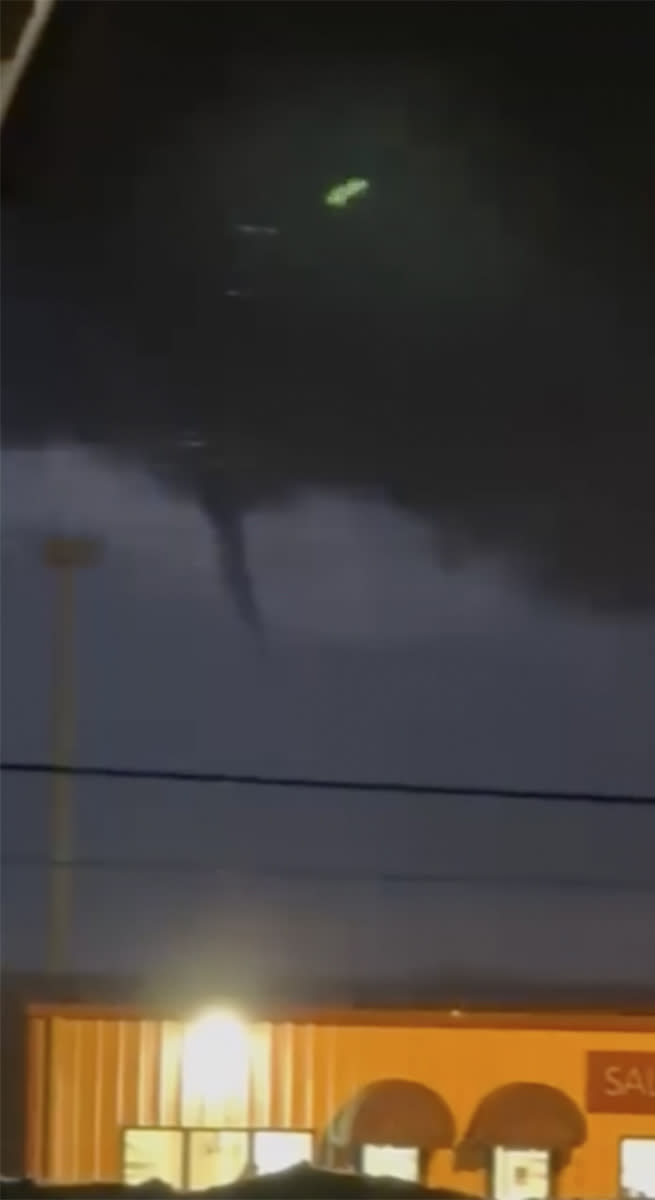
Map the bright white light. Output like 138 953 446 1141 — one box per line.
182 1010 250 1109
362 1145 419 1181
254 1130 312 1174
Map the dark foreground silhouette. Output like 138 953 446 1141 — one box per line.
0 1163 478 1198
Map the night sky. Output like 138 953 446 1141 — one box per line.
2 1 655 989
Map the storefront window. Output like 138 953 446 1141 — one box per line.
361 1144 420 1181
123 1126 313 1189
122 1129 184 1188
620 1138 655 1199
492 1147 550 1200
253 1130 313 1174
188 1129 249 1189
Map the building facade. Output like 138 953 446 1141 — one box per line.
22 1002 655 1197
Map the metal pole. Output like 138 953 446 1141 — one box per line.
48 561 76 975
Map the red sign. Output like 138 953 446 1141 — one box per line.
586 1051 655 1114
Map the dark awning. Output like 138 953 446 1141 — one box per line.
330 1078 456 1151
461 1082 586 1161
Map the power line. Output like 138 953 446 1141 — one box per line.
2 760 655 807
2 853 655 894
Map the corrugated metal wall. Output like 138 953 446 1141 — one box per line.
26 1013 364 1182
25 1009 655 1191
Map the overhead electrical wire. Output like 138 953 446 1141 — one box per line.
2 853 655 894
3 763 652 894
2 760 654 807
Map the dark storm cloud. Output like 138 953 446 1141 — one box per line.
2 0 654 620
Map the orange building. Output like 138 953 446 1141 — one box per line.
19 996 655 1198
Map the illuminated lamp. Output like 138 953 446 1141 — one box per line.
182 1009 251 1110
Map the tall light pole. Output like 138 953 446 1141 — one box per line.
42 534 101 974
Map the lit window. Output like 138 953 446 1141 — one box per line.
492 1147 551 1200
122 1129 184 1188
188 1129 249 1189
620 1138 655 1199
362 1144 420 1181
253 1129 313 1174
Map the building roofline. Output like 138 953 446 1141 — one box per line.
4 969 655 1023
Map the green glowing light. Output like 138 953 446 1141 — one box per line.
324 178 370 209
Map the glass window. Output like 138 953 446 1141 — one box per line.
253 1130 313 1174
122 1128 184 1188
362 1144 420 1181
188 1129 249 1189
492 1147 550 1200
620 1138 655 1199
